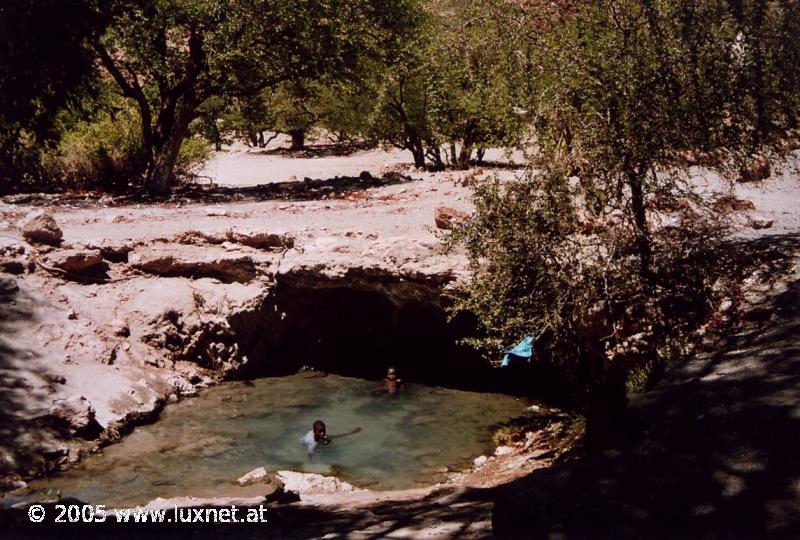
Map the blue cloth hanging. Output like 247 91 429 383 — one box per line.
501 336 534 367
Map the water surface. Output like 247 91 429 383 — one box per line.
23 373 527 506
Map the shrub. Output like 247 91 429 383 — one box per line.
447 169 729 448
175 135 212 181
40 105 211 191
40 105 146 191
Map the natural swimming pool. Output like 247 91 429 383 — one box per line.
22 373 528 506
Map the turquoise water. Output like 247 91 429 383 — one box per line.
22 373 527 506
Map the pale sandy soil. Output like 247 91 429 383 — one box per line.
199 139 522 187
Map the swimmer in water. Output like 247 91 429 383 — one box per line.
381 366 405 395
300 420 362 460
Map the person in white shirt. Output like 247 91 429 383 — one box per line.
300 420 362 460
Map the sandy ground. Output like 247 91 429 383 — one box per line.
199 140 521 187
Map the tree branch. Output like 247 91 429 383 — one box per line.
93 42 154 153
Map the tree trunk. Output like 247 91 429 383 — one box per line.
246 130 258 148
457 125 478 170
410 144 425 168
456 143 472 170
147 139 183 195
146 104 194 195
289 129 305 151
449 142 457 166
428 145 444 171
404 127 425 168
627 170 653 281
208 122 222 151
476 147 486 164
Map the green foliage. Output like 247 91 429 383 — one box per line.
369 0 526 169
95 0 422 191
449 172 582 362
175 136 212 178
39 101 210 191
41 104 146 191
0 0 106 189
526 0 799 177
316 80 379 144
425 0 525 166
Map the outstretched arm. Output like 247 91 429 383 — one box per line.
328 427 363 439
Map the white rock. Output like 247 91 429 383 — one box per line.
495 446 514 457
276 471 361 495
719 298 734 313
238 466 270 486
473 455 489 469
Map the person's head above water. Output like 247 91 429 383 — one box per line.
386 367 397 380
312 420 327 442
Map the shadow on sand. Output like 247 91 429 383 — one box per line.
0 285 68 484
2 172 420 208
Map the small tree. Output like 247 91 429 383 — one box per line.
370 0 525 170
367 8 440 170
426 0 525 169
257 82 319 151
316 78 379 145
92 0 420 193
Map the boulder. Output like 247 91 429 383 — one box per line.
434 206 469 230
177 229 294 250
129 245 257 283
110 318 130 337
473 455 489 469
748 216 774 230
42 249 103 274
238 467 271 486
739 156 771 183
166 376 198 397
227 230 294 250
49 396 101 438
276 471 361 495
0 274 19 295
21 212 63 245
711 196 756 213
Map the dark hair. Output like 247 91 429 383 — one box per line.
313 420 326 430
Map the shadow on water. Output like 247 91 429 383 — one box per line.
492 235 800 538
